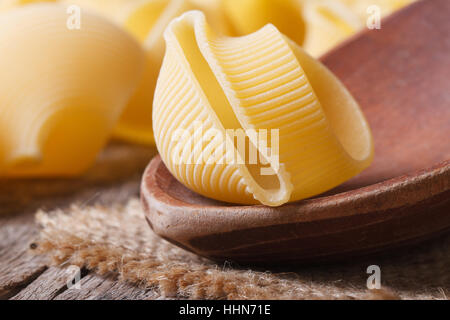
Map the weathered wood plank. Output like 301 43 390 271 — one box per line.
53 273 113 300
0 211 48 299
11 267 80 300
0 143 159 300
95 279 160 300
54 273 159 300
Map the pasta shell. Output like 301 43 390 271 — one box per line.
113 0 197 144
338 0 417 20
0 4 145 177
153 11 373 206
302 0 362 57
222 0 305 45
0 0 57 13
58 0 149 25
190 0 233 36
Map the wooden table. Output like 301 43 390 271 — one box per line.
0 143 163 300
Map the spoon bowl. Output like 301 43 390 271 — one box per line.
141 0 450 265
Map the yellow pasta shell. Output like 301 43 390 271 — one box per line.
0 4 145 177
0 0 57 13
153 11 373 206
338 0 417 21
57 0 130 23
190 0 233 36
113 0 197 144
222 0 305 45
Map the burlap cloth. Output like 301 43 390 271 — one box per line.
33 198 450 300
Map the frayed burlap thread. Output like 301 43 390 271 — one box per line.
34 199 449 300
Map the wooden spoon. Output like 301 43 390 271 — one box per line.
141 0 450 265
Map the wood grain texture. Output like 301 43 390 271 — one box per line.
141 0 450 265
0 142 158 299
0 211 48 299
10 267 158 300
53 274 159 300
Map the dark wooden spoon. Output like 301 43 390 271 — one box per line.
141 0 450 265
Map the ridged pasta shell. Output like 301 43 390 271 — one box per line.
113 0 197 144
153 11 373 206
0 4 144 177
